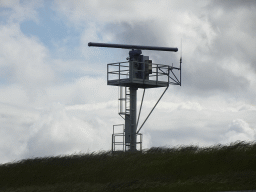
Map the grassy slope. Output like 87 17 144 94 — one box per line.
0 141 256 192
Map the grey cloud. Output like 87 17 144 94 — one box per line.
206 0 256 71
104 21 171 47
182 60 250 97
103 21 179 62
208 0 256 10
102 19 251 98
149 126 220 147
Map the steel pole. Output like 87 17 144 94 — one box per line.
129 87 137 151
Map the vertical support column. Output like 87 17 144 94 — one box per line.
125 86 137 152
130 86 137 151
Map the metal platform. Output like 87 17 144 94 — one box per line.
108 78 168 88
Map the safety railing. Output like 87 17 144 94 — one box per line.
112 124 125 152
107 61 180 85
112 124 143 152
107 62 129 83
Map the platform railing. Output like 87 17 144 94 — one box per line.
107 62 129 83
112 124 125 152
112 124 143 152
107 61 174 83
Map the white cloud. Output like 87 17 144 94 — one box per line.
221 119 255 144
53 0 210 26
0 102 39 163
0 23 55 99
0 100 119 164
0 0 42 23
23 102 110 158
0 84 28 106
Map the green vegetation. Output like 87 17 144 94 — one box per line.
0 141 256 192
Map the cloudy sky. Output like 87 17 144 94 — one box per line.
0 0 256 164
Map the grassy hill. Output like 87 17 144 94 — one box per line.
0 141 256 192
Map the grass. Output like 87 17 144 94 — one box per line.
0 141 256 192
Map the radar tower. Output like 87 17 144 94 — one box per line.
88 42 181 152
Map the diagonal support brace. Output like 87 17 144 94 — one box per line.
137 88 145 130
136 86 169 134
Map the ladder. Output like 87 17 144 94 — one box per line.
118 86 130 116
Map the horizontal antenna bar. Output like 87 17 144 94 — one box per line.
88 42 178 52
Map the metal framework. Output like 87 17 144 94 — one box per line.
88 42 181 153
